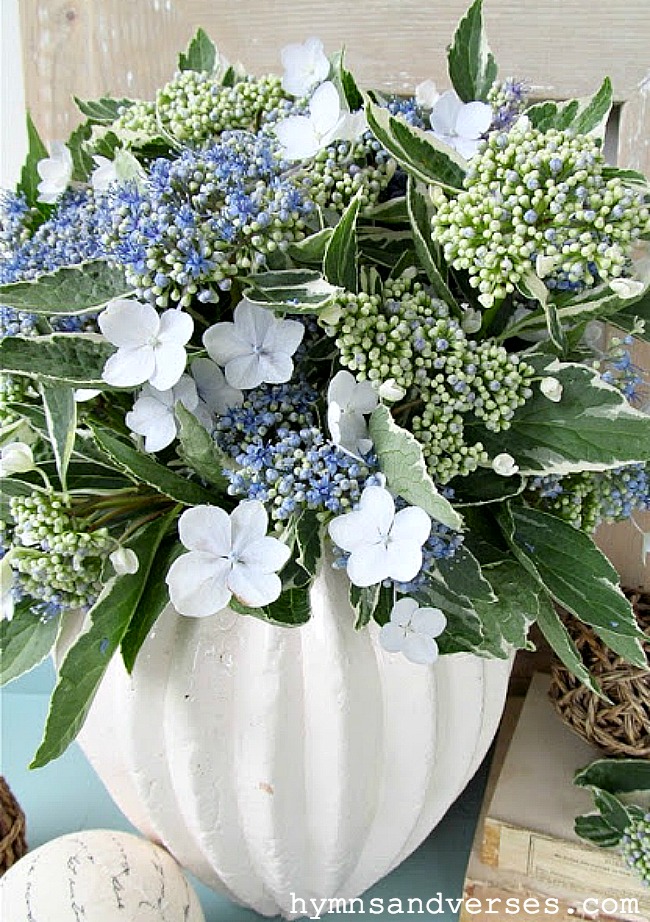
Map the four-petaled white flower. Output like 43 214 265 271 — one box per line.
328 484 431 587
126 377 198 452
91 155 118 193
540 376 563 402
428 90 493 159
99 299 193 391
203 299 304 390
275 81 367 161
281 37 330 97
166 501 291 617
36 142 73 204
379 597 447 665
492 452 519 477
0 442 34 477
327 370 378 456
189 357 243 430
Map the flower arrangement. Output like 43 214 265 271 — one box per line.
0 0 648 769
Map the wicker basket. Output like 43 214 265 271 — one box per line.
548 591 650 758
0 776 27 876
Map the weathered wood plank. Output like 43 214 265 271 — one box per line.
20 0 650 141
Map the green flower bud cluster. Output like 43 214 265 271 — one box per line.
301 136 396 213
432 125 649 308
620 813 650 886
112 100 160 140
327 274 534 482
0 374 29 427
156 70 287 143
8 492 112 616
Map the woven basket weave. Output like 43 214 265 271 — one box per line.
548 590 650 758
0 776 27 876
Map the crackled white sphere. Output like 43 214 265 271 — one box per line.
0 829 205 921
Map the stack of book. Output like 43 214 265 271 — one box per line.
461 673 650 922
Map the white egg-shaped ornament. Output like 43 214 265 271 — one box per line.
0 829 205 921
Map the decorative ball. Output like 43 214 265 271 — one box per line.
0 829 205 921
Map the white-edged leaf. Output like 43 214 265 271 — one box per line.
0 598 59 685
0 262 133 315
40 384 77 493
365 99 466 192
406 177 457 308
74 96 134 124
175 403 230 491
369 404 463 530
0 333 116 387
178 28 217 73
323 193 362 293
30 512 174 767
447 0 498 102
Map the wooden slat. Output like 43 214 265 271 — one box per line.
20 0 650 141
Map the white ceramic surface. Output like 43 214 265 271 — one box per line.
73 561 512 917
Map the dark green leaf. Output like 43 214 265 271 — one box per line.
296 511 323 577
323 193 362 293
286 228 334 265
67 120 94 182
415 581 488 656
0 597 58 685
0 261 132 315
330 49 363 111
0 333 115 386
571 78 613 136
447 0 498 102
31 513 173 767
178 28 217 73
574 813 623 848
435 546 495 604
349 583 380 629
407 177 456 308
590 789 633 834
175 403 230 491
91 427 214 506
18 113 50 209
534 593 601 695
239 584 312 627
474 560 548 654
369 405 463 530
502 505 646 663
363 197 409 224
74 96 134 124
366 100 467 191
40 384 77 492
575 759 650 795
526 80 612 137
121 536 183 673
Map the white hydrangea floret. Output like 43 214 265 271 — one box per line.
90 155 118 193
110 547 140 576
0 555 15 622
203 299 304 390
166 501 291 617
328 484 431 587
379 597 447 665
428 90 492 159
540 376 563 402
0 443 35 477
99 299 193 391
126 376 198 452
610 278 646 300
327 370 378 456
36 142 73 204
492 452 519 477
189 357 244 430
377 379 406 402
281 37 330 97
275 80 367 161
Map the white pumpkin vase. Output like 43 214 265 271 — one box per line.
72 559 512 917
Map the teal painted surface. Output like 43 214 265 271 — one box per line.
1 663 489 920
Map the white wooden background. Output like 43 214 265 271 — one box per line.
2 0 649 587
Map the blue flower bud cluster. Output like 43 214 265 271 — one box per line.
99 131 312 306
0 189 105 338
213 379 380 522
528 464 649 532
487 79 528 131
7 492 112 618
620 813 650 886
326 274 534 482
432 126 649 307
156 70 287 143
